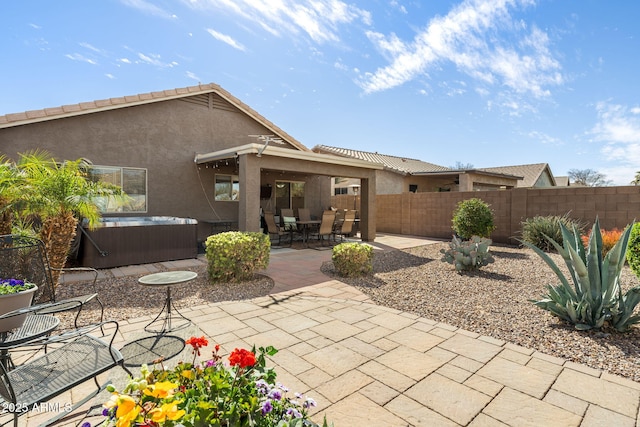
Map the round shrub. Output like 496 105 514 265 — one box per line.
626 223 640 278
332 242 373 277
520 214 584 252
205 231 270 282
451 198 495 239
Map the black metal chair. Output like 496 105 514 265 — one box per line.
0 234 104 328
0 306 131 427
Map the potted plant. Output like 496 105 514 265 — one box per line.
99 337 330 427
0 278 38 332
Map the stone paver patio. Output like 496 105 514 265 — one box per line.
13 234 640 426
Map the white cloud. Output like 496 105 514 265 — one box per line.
120 0 177 19
185 0 371 44
206 29 246 51
105 73 116 79
358 0 562 100
79 42 103 54
186 71 201 81
527 130 563 145
137 53 178 67
590 102 640 185
64 53 97 65
119 58 132 64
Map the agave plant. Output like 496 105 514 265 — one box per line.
524 218 640 332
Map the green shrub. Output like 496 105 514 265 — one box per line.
205 231 270 283
440 235 494 272
520 214 584 252
626 223 640 279
332 243 373 277
451 198 495 239
525 219 640 332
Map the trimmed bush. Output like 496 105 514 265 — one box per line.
451 198 495 239
332 243 373 277
520 214 584 252
627 223 640 279
440 235 494 272
205 231 270 283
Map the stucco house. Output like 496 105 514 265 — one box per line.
313 145 527 193
0 83 382 249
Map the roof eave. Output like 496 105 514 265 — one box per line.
195 144 384 169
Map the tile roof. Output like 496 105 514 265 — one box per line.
0 83 309 152
478 163 555 187
312 145 450 175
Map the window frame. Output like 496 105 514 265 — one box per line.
88 165 148 213
215 174 240 202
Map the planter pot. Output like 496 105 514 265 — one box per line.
0 285 38 333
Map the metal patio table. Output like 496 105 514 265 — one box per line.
138 271 198 334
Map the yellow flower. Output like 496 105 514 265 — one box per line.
143 380 178 399
149 401 186 423
111 395 140 427
182 369 194 380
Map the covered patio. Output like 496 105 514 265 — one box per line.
194 142 384 242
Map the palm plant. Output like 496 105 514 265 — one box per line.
15 151 122 285
0 156 22 235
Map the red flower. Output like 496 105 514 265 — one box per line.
186 336 208 355
228 348 256 368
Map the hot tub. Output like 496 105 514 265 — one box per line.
78 216 198 269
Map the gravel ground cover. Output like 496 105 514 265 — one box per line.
322 243 640 383
55 263 274 329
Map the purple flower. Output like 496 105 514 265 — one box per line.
81 423 91 427
204 359 217 368
286 408 303 418
268 389 282 401
277 382 289 392
255 379 270 395
303 397 317 408
295 392 303 399
261 400 273 415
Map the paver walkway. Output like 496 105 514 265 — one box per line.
19 234 640 426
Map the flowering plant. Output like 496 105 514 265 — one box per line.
100 336 329 427
0 278 36 295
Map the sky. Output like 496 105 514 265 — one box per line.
2 0 640 185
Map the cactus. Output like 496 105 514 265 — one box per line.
440 235 494 272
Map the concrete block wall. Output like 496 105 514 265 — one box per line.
373 186 640 244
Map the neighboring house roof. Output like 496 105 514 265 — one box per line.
555 176 570 186
0 83 309 152
313 145 450 175
478 163 556 187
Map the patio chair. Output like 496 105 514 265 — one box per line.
333 209 356 242
0 306 131 427
0 234 103 328
310 210 336 246
263 212 292 247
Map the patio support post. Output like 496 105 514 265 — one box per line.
360 174 376 242
238 154 261 232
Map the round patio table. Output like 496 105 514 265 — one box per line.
138 271 197 334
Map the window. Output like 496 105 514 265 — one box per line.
334 187 348 195
88 166 147 212
215 174 239 201
275 181 305 212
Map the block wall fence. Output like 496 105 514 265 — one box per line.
331 186 640 244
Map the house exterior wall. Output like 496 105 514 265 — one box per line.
1 96 288 241
375 186 640 244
